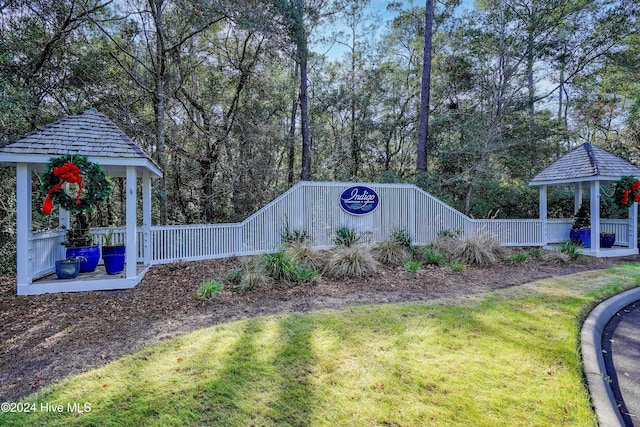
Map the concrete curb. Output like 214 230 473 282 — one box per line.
581 286 640 427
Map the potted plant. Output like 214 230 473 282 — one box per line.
600 232 616 248
570 203 591 248
61 212 100 272
55 256 86 280
102 226 125 275
40 154 113 273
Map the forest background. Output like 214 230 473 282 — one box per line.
0 0 639 272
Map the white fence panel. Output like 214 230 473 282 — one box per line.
547 219 572 243
151 224 242 264
473 220 543 246
30 230 66 277
601 219 629 246
27 183 638 277
414 187 470 244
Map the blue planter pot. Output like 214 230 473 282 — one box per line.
570 228 591 248
55 260 81 279
66 245 100 273
600 233 616 248
102 245 126 275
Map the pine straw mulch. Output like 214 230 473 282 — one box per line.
1 253 639 401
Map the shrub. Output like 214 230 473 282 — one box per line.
403 259 422 273
422 245 447 266
260 250 317 284
509 252 528 263
280 218 310 246
285 242 324 271
325 246 378 278
559 241 582 260
332 225 361 247
372 239 410 265
196 279 223 301
450 262 466 272
441 233 507 265
391 228 414 254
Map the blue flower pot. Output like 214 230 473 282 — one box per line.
570 228 590 248
102 245 126 275
55 260 81 279
66 245 100 272
600 233 616 248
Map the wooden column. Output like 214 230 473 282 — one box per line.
16 163 32 293
142 170 152 265
539 185 548 245
590 180 600 254
125 166 137 278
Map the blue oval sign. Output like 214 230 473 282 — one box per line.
340 186 379 215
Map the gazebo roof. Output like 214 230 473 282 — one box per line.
0 108 162 178
529 142 640 186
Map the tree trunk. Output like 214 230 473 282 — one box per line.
288 62 299 186
151 0 168 224
299 54 311 181
417 0 434 186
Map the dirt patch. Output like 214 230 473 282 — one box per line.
1 253 639 401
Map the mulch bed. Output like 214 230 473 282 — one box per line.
1 253 639 401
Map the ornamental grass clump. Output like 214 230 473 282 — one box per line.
372 239 410 265
444 232 507 265
324 245 378 278
260 250 317 284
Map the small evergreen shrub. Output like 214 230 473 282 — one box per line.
196 279 223 301
325 246 378 278
280 219 310 246
509 252 528 263
332 226 361 247
391 228 414 254
422 245 447 266
559 241 582 260
450 262 466 272
260 250 317 283
403 259 422 273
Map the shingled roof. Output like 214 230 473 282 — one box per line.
0 108 162 177
529 142 640 186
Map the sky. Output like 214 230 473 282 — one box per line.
318 0 477 60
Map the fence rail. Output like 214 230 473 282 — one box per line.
29 182 636 274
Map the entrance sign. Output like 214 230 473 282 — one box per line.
340 186 379 215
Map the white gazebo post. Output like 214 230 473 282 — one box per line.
125 166 138 278
539 185 548 245
630 202 638 251
15 163 32 290
590 180 601 255
142 170 152 266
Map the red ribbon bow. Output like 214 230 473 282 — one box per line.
42 162 84 214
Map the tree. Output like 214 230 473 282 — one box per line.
416 0 434 185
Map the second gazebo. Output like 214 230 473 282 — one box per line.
529 142 640 257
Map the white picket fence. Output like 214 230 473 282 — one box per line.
30 181 633 272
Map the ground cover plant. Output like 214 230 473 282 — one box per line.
3 263 640 426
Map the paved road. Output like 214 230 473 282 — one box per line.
602 300 640 426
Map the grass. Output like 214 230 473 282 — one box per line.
5 263 640 426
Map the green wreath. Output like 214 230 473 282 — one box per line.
41 154 113 213
613 176 640 209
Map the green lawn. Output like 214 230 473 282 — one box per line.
3 263 640 427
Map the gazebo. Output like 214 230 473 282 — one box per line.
0 108 163 295
530 142 640 257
